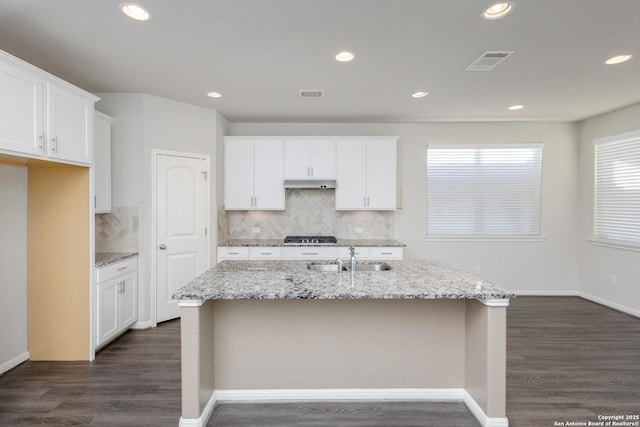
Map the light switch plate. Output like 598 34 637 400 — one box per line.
252 227 260 234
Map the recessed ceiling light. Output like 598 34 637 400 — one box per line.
482 2 514 20
207 91 222 98
120 3 151 21
508 105 524 111
605 54 634 65
335 51 355 62
411 91 429 98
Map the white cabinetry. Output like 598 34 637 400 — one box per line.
95 257 138 348
284 139 335 179
336 138 397 210
94 111 113 213
224 138 284 210
0 58 44 156
0 50 97 166
218 246 403 261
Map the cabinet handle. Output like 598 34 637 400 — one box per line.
302 252 319 255
227 252 239 255
381 252 393 255
51 136 57 152
38 134 45 150
260 252 272 255
117 266 128 271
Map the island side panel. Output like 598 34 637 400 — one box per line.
180 301 215 420
212 299 466 390
465 299 507 418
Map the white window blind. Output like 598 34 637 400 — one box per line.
594 130 640 247
427 144 543 237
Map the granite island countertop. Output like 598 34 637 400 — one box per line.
173 259 515 301
95 252 138 267
218 238 406 247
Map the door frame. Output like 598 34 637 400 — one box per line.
151 149 211 327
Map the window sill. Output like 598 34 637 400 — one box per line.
424 236 546 242
589 239 640 252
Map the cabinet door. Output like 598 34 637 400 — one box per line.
119 273 137 329
366 139 397 209
46 83 93 165
0 60 44 156
284 139 311 179
224 139 255 209
96 279 119 346
94 112 113 213
335 140 367 209
254 139 284 209
309 139 335 179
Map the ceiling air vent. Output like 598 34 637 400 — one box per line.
298 89 324 98
465 51 514 71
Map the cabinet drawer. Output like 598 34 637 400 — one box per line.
249 247 282 259
336 246 371 259
218 246 249 258
96 257 138 283
283 246 337 259
370 247 403 259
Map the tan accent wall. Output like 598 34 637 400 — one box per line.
27 165 90 360
212 299 466 389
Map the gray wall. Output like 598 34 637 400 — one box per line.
0 164 28 372
577 103 640 316
229 121 580 295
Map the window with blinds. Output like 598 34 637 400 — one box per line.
593 130 640 247
426 144 543 238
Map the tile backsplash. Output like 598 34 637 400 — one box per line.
95 207 139 252
220 189 394 240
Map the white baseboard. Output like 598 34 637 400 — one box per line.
179 391 217 427
129 320 154 330
514 290 579 296
578 292 640 318
203 388 508 427
0 351 29 375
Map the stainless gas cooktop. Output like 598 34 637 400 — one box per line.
283 235 337 245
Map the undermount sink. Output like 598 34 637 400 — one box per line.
354 262 392 272
307 262 392 272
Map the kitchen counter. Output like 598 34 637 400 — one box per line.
95 252 138 267
218 238 406 247
176 259 511 427
173 259 513 301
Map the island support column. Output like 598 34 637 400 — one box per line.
465 299 509 425
179 299 215 426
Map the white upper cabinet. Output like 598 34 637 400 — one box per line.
94 111 113 213
336 138 397 210
224 137 284 210
0 59 45 156
45 83 93 165
284 139 335 179
0 49 97 166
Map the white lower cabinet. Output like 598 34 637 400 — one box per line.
96 257 138 348
218 246 403 261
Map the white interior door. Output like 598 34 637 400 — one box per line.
156 153 209 323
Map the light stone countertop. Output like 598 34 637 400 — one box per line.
95 252 138 267
173 259 514 301
218 238 406 247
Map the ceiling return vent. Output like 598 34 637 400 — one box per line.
465 51 514 71
298 89 325 98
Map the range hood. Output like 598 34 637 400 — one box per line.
283 179 336 189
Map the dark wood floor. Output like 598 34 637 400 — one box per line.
1 297 638 426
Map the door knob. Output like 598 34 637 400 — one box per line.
159 244 167 250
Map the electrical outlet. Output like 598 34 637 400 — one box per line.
474 265 481 275
355 227 364 234
252 227 260 234
609 273 617 285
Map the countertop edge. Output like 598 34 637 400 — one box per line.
95 252 138 267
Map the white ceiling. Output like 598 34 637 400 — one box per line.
1 0 639 123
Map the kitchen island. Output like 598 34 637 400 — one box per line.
173 259 515 427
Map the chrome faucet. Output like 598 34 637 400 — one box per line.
349 245 357 281
335 258 343 272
